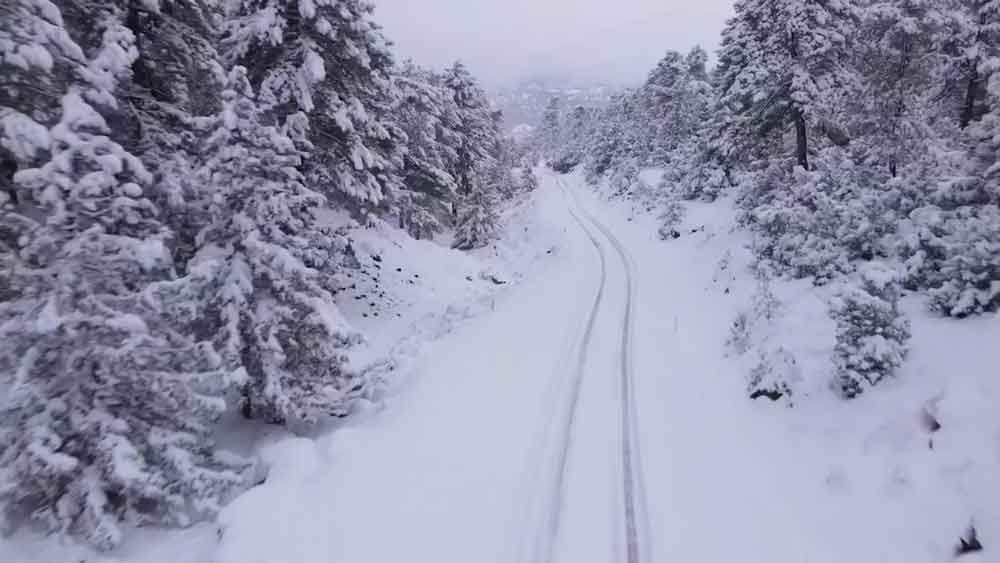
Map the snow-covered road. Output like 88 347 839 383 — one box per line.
524 178 651 563
215 172 663 563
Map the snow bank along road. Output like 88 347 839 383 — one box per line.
217 171 811 563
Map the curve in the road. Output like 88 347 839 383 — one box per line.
588 216 651 563
530 186 609 563
560 178 652 563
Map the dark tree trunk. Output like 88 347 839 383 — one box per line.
240 385 253 419
1 154 18 205
960 68 981 129
794 108 809 170
960 12 989 129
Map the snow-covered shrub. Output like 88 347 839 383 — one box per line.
745 150 898 284
656 193 686 240
608 160 641 198
726 311 754 355
519 167 539 192
885 76 1000 317
747 347 799 404
629 172 660 210
726 270 797 404
900 205 1000 317
830 263 911 399
727 267 782 355
397 191 447 240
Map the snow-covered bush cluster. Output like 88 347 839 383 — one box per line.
534 0 999 398
831 263 912 399
726 270 802 405
743 150 898 284
0 0 530 549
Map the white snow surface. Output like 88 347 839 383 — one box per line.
3 171 999 563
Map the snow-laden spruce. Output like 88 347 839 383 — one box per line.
550 105 594 173
452 190 499 251
185 67 364 424
0 89 245 553
535 96 562 163
392 62 463 239
443 62 504 197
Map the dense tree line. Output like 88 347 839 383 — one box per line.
536 0 999 398
0 0 524 548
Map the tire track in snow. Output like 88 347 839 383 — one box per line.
527 179 609 563
560 178 652 563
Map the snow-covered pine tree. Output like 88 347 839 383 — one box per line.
904 67 1000 317
443 61 502 197
583 93 637 182
452 188 498 251
221 0 404 210
535 95 562 161
936 0 1000 128
0 16 246 548
624 46 715 199
713 0 858 171
970 37 1000 198
665 126 732 202
831 263 911 398
187 66 363 424
852 0 947 177
636 50 688 165
392 62 462 239
551 104 593 172
489 136 523 199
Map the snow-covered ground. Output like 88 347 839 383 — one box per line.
3 171 997 563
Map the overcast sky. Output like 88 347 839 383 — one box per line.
371 0 735 87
